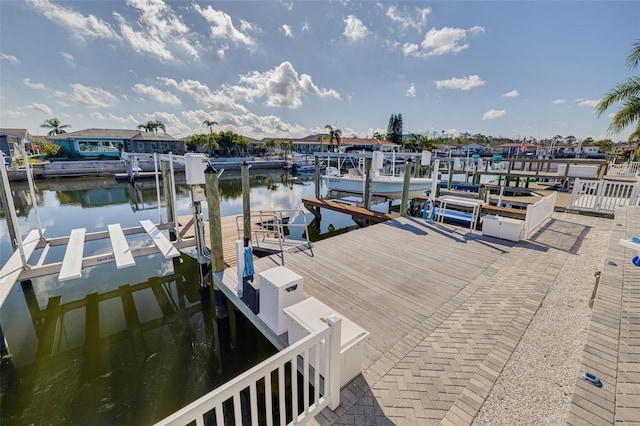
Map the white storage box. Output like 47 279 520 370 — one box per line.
184 153 206 185
284 297 370 388
257 266 304 335
482 215 525 242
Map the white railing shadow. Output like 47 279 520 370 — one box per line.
154 317 342 426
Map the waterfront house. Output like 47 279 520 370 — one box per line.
0 128 38 160
47 128 185 158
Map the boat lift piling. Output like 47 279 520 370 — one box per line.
161 159 175 240
204 162 228 318
400 158 413 216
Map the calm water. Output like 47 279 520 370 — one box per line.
0 169 361 425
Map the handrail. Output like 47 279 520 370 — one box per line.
235 208 312 265
154 316 342 426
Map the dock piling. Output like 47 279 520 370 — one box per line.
400 158 413 216
241 162 251 247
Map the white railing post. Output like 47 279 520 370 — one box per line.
569 177 580 209
326 315 342 410
594 179 606 213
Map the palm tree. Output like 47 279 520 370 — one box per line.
154 120 166 134
203 119 218 135
596 40 640 139
316 134 325 153
263 138 277 156
137 120 166 133
324 124 342 153
40 118 71 136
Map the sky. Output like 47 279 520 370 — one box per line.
1 0 639 143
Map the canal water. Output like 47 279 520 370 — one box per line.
0 169 361 425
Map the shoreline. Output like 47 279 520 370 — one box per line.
5 158 288 181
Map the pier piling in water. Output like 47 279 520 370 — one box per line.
241 162 251 247
400 158 413 216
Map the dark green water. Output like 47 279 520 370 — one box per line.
0 170 362 425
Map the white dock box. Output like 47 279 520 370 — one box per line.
257 266 304 335
284 297 370 388
482 215 525 242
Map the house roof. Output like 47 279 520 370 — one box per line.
48 128 178 141
0 128 30 138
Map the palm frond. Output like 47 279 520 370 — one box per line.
596 76 640 116
626 39 640 69
607 96 640 134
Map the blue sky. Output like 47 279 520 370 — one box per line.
1 0 639 142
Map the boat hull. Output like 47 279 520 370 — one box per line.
326 175 433 198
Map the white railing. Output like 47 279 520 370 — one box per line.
154 317 342 426
524 192 557 239
569 178 640 215
606 161 640 177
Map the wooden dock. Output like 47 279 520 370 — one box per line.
302 197 399 224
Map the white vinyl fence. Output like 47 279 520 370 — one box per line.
569 178 640 215
524 192 557 239
155 317 342 426
606 161 640 177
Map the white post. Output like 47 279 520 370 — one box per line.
497 186 505 207
326 314 342 410
595 178 606 213
430 159 439 203
154 152 162 224
21 146 44 239
0 153 27 266
168 153 180 240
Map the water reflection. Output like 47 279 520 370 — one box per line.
0 169 372 424
0 255 276 425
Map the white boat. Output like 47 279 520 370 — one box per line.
325 166 434 198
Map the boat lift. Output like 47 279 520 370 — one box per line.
0 151 219 309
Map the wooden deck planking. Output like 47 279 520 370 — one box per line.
58 228 86 282
108 224 136 269
302 197 399 223
248 216 507 367
140 220 180 259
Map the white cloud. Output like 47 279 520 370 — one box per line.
343 15 369 42
502 90 519 98
282 24 293 38
401 26 484 58
70 83 117 108
23 78 47 90
576 98 600 108
62 52 75 67
483 109 506 120
551 99 566 105
159 77 248 113
27 0 118 42
194 4 254 46
26 103 53 115
143 111 191 135
301 22 310 33
217 45 228 59
406 82 416 97
90 111 106 120
386 6 430 31
132 83 181 105
3 110 27 118
113 0 199 63
224 61 341 108
239 19 260 33
435 75 485 91
0 53 20 65
108 113 138 125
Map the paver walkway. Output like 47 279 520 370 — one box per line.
298 213 615 425
567 206 640 425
